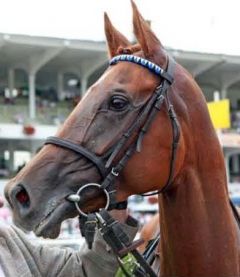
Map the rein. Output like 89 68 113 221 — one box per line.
44 54 178 276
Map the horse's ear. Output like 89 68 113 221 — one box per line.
131 0 164 58
104 12 131 58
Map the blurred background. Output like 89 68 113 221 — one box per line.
1 0 240 248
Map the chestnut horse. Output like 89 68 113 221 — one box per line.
5 1 240 276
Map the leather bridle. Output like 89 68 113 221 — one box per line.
44 54 180 276
43 54 240 276
45 54 180 214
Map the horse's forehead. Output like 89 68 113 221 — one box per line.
57 62 158 139
105 62 149 83
94 62 158 97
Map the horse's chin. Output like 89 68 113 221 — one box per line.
34 221 61 239
32 201 76 239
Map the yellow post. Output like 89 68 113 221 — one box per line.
207 99 230 129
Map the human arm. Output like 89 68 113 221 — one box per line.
0 205 138 277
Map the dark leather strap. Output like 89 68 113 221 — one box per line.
46 56 177 209
84 213 97 249
98 209 157 277
230 199 240 229
45 136 107 177
45 55 176 277
108 200 128 210
141 56 179 196
143 233 160 265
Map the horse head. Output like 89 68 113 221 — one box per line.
5 1 207 239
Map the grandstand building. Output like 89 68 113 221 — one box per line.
1 33 240 193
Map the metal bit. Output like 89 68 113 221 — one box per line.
67 194 81 203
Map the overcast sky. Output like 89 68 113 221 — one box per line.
0 0 239 55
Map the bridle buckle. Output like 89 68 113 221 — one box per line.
111 167 119 177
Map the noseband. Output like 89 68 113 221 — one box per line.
45 54 180 213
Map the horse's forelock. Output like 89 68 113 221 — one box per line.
117 44 142 55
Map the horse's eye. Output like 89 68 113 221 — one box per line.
109 95 129 111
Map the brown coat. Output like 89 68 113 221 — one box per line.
0 217 138 277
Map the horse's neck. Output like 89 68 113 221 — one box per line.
159 134 240 277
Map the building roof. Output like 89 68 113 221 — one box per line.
0 32 240 101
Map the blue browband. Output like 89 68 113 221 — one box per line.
109 54 173 84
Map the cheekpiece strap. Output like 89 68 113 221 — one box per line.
109 54 173 84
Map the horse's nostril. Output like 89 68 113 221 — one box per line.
14 185 30 208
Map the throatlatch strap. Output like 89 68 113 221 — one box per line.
230 199 240 229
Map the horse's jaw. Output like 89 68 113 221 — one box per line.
32 200 75 238
11 198 76 239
